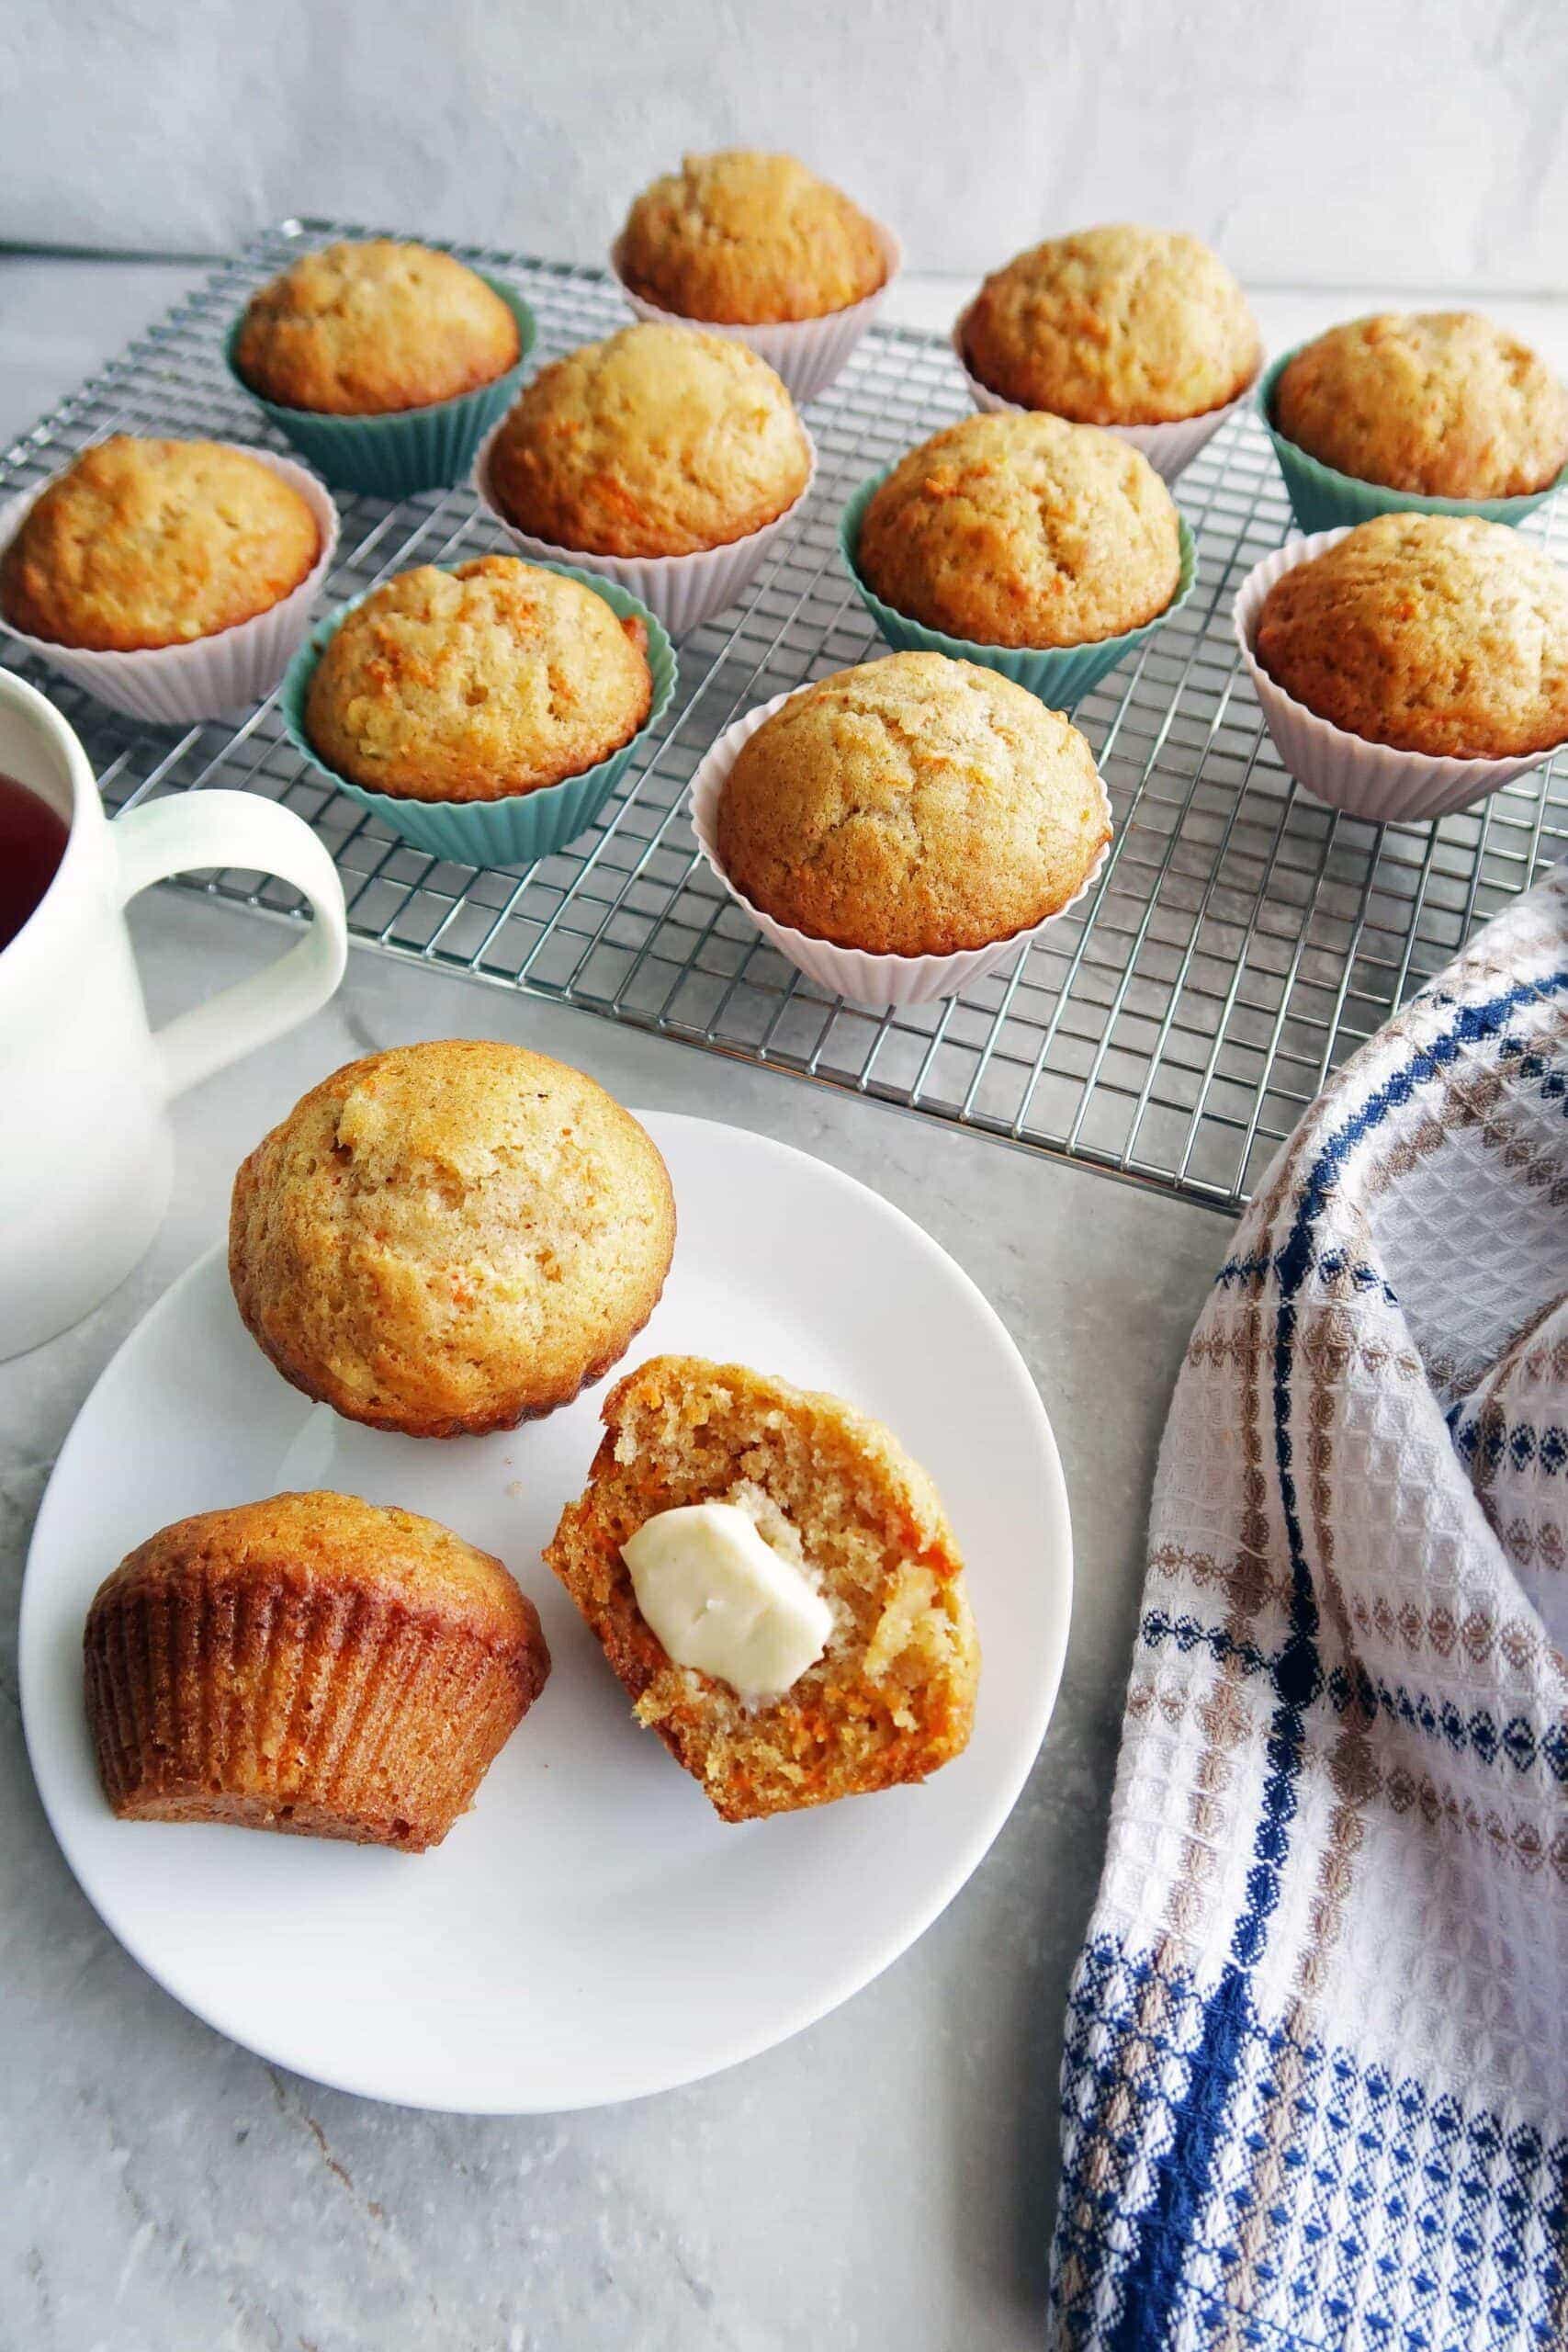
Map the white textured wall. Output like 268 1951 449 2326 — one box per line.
6 0 1567 289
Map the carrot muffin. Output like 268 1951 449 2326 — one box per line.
716 651 1110 956
304 556 650 804
1253 514 1568 759
545 1356 978 1821
85 1490 549 1851
962 224 1261 424
487 322 811 560
1271 311 1568 500
0 436 320 651
617 151 886 324
233 240 520 415
858 412 1181 648
230 1041 676 1438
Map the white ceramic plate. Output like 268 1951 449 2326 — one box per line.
20 1113 1071 2113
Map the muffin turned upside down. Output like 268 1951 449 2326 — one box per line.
85 1491 549 1852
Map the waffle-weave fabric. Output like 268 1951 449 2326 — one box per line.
1050 865 1568 2349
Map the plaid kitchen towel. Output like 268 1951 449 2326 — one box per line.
1049 864 1568 2351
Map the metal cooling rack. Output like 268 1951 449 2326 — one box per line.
4 220 1564 1214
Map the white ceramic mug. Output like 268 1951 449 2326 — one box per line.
0 672 348 1359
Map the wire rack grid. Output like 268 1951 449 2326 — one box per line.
4 219 1564 1215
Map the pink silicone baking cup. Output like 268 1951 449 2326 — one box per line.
0 447 340 724
609 226 903 406
688 688 1113 1010
473 418 817 639
1233 527 1564 824
951 307 1258 485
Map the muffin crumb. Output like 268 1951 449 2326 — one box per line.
545 1355 979 1821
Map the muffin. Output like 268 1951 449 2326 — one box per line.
84 1491 549 1851
1271 311 1568 500
233 240 521 415
857 412 1181 648
304 556 651 804
617 151 886 325
716 651 1111 956
545 1356 978 1821
1253 514 1568 759
0 436 320 651
962 225 1260 424
230 1042 676 1438
487 323 811 560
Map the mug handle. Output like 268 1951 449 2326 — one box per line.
110 791 348 1100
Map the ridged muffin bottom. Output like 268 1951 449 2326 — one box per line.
85 1565 546 1851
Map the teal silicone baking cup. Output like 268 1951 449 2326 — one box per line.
225 275 536 497
278 560 677 869
838 470 1198 707
1258 347 1568 533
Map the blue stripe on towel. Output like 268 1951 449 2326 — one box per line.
1100 967 1568 2352
1138 1616 1568 1782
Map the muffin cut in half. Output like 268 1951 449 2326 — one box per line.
545 1356 980 1822
230 1041 676 1437
84 1491 549 1851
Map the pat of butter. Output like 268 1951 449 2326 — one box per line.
622 1502 832 1705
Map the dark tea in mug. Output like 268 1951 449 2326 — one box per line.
0 773 69 951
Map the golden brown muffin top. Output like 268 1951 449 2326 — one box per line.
233 240 521 415
858 412 1181 649
488 322 811 559
229 1042 677 1438
1254 514 1568 759
963 224 1261 424
304 556 652 804
617 150 887 324
545 1354 978 1822
0 436 320 652
90 1490 538 1647
716 651 1111 956
1271 311 1568 499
